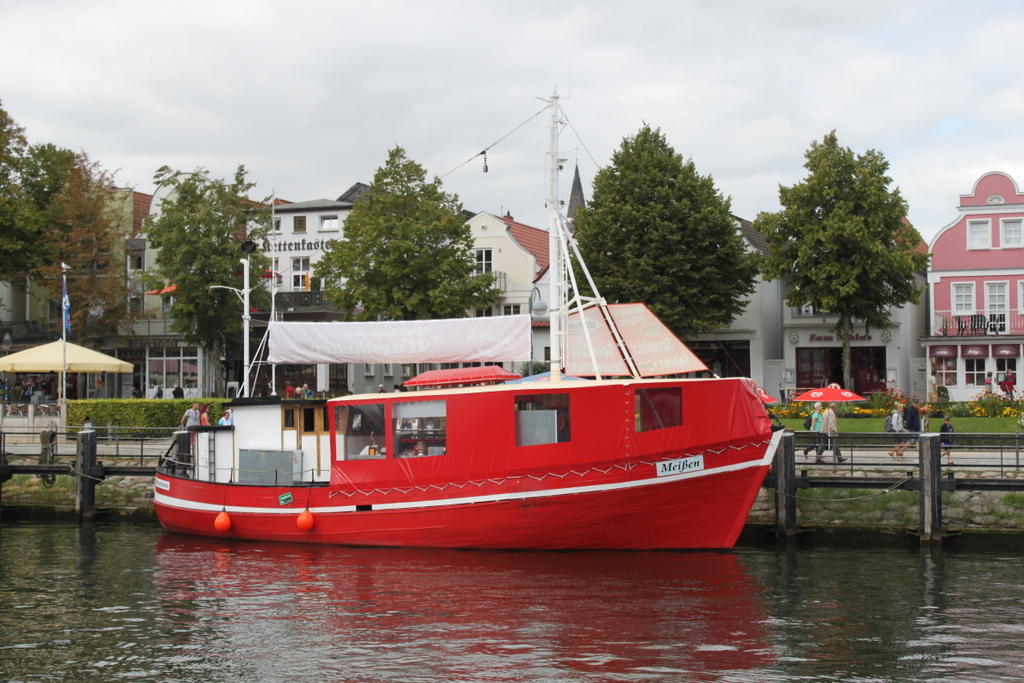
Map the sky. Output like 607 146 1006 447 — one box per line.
2 0 1023 246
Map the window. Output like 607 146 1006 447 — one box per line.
503 304 521 316
515 393 570 446
364 363 374 377
475 307 492 317
968 220 990 249
1002 219 1022 248
271 258 283 285
341 403 386 459
273 218 281 233
319 215 339 232
987 282 1008 332
953 283 974 312
635 387 683 432
965 358 986 386
292 257 310 291
931 357 957 387
393 400 447 458
294 216 306 233
475 248 492 274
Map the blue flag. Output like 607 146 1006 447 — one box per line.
62 274 71 333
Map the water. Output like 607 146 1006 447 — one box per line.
2 521 1024 682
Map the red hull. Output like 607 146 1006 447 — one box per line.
155 454 773 549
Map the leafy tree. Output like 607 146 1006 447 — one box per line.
572 124 759 340
0 101 130 338
314 146 499 320
0 102 33 283
754 131 929 389
27 147 132 339
143 166 271 394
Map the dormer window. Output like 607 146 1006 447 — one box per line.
987 194 1004 205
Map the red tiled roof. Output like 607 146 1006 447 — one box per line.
499 214 549 282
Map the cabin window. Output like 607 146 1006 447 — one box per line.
343 403 386 459
635 387 682 432
392 400 447 458
283 407 296 430
302 407 317 433
514 393 570 446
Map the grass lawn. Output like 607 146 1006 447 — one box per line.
778 416 1023 433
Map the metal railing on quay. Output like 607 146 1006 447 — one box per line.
1 426 178 466
792 430 1024 472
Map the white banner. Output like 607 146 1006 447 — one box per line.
268 316 531 364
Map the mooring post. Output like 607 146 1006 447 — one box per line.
918 434 943 546
75 429 99 518
775 432 797 543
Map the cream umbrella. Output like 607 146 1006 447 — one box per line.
0 340 133 373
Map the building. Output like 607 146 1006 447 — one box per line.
924 171 1024 401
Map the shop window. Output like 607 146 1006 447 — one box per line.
393 400 446 458
515 393 570 446
635 387 682 432
931 357 957 387
965 358 986 386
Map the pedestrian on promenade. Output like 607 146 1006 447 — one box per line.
199 404 210 426
219 408 233 426
888 404 906 461
803 402 824 458
817 401 845 463
172 384 185 399
939 415 955 463
180 402 201 429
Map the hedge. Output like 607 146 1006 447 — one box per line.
66 398 230 433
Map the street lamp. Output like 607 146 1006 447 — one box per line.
528 287 548 371
211 240 257 398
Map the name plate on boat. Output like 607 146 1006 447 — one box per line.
656 455 704 477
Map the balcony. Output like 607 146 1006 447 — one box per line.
274 290 330 311
932 311 1022 336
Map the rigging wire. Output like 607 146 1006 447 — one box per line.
439 105 549 179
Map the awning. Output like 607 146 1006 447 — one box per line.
928 345 957 357
404 366 521 388
993 344 1020 357
961 344 989 358
0 340 134 373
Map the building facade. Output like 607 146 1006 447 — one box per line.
924 171 1024 401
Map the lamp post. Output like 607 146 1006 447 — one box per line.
211 240 257 398
528 287 548 372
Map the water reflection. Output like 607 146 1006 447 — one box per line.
152 535 772 681
5 521 1024 682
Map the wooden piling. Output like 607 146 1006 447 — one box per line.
75 430 100 518
775 432 798 543
918 434 943 546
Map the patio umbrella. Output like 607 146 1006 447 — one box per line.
790 386 865 402
756 387 778 403
0 340 133 373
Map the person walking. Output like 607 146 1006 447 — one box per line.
199 404 210 426
888 404 906 460
939 415 955 463
803 402 824 459
817 401 845 463
180 402 201 429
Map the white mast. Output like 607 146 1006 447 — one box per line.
546 90 563 382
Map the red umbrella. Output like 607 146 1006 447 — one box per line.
756 388 778 403
791 387 865 402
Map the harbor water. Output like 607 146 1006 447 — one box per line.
2 520 1024 682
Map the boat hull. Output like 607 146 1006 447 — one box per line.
155 438 776 550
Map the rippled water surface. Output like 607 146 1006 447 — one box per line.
2 520 1024 682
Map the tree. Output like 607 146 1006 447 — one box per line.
572 124 760 340
314 146 499 320
143 166 271 394
754 131 929 390
1 100 131 339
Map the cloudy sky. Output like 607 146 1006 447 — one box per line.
2 1 1022 245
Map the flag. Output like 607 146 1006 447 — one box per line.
62 273 71 334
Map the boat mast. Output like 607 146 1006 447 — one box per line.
546 90 563 382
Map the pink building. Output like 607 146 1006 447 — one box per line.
927 171 1023 400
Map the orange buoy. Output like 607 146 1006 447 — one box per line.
214 510 232 532
296 508 314 531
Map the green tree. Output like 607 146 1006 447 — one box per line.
314 146 499 320
0 101 130 339
754 131 929 390
144 166 271 394
572 124 759 340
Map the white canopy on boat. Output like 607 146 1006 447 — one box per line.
267 315 531 365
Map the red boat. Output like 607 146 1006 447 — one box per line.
154 92 780 548
155 374 778 549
